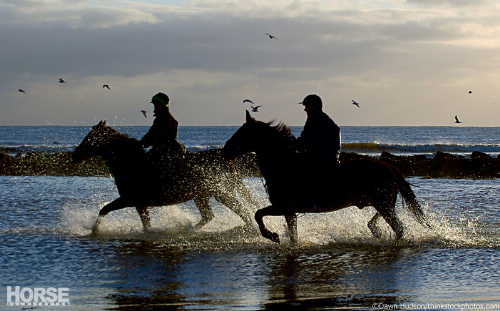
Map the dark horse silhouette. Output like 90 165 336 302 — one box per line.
73 121 256 235
222 111 431 244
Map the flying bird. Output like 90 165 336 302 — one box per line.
103 85 110 90
455 115 462 123
468 91 473 94
265 33 277 40
243 99 254 104
59 78 65 83
251 105 262 112
19 89 26 93
141 110 147 118
352 100 360 108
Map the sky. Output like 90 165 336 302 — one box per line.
0 0 499 126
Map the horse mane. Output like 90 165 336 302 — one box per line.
102 125 143 153
264 120 295 144
105 125 132 140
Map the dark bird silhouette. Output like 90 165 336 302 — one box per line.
251 105 262 112
141 110 147 118
265 33 277 40
19 89 26 94
243 99 254 104
352 100 360 108
468 91 473 94
455 115 462 123
59 78 65 83
103 85 110 90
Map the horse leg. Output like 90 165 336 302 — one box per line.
215 191 253 227
92 197 128 235
234 178 260 211
193 196 214 228
135 206 151 233
285 214 298 245
376 204 405 240
255 206 281 244
367 212 383 239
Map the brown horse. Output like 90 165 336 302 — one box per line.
222 111 431 244
73 121 257 235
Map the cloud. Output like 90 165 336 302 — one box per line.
1 0 499 125
407 0 492 7
0 0 160 28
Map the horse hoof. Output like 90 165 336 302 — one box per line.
270 233 280 244
194 222 208 229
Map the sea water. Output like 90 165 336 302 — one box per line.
1 126 499 157
0 126 499 310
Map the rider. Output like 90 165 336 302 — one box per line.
294 94 341 202
140 92 186 191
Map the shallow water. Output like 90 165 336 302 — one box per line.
1 176 499 310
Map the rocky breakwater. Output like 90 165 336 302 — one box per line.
375 151 500 179
1 150 499 178
0 151 108 176
0 150 261 178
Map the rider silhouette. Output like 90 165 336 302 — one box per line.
294 94 341 203
140 92 186 192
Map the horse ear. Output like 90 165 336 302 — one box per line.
245 110 255 123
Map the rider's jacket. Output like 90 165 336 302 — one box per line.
294 110 341 163
140 109 178 149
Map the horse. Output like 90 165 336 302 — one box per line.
222 111 432 244
73 121 257 235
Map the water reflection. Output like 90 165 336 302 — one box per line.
102 240 420 310
102 241 188 310
263 246 415 310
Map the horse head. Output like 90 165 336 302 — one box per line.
223 111 295 160
223 111 260 160
73 120 123 163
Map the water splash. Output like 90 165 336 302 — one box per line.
56 196 499 250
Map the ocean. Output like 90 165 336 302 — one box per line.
1 126 499 310
1 125 499 157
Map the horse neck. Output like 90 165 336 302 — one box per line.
254 135 292 183
101 136 145 175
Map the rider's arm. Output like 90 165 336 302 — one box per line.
140 119 159 148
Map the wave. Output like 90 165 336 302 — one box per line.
185 144 224 152
342 142 500 155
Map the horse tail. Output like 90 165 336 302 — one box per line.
391 166 432 229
